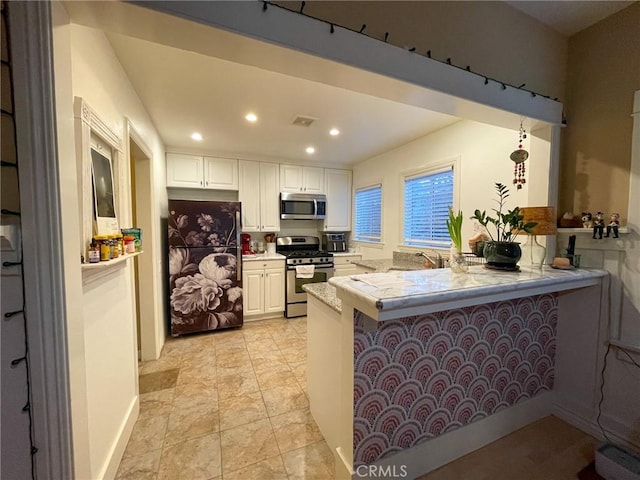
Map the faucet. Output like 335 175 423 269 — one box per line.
416 251 444 269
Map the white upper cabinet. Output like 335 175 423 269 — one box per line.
322 169 352 231
280 164 324 194
204 156 238 190
166 153 204 188
239 160 280 232
166 153 238 190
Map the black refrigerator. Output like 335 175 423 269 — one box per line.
168 199 243 336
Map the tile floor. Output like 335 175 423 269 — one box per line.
116 316 334 480
419 415 598 480
118 316 598 480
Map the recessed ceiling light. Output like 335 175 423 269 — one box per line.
305 146 316 154
329 128 340 136
245 113 258 123
190 132 203 141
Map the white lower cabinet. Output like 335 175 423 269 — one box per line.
243 259 285 317
333 254 362 277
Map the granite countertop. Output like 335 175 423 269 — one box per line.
303 282 341 313
329 265 607 321
353 258 429 272
242 253 286 261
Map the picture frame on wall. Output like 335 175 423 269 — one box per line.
90 135 119 235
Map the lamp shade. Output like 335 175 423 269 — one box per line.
519 206 557 235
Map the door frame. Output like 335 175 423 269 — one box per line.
7 2 73 478
124 119 162 361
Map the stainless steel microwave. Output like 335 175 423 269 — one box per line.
280 192 326 220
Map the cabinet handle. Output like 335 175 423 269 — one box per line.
200 180 203 186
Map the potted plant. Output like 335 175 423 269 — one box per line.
471 183 537 270
446 207 467 272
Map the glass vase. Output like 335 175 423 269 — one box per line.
449 252 468 273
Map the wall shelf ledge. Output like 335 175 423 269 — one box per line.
81 251 142 284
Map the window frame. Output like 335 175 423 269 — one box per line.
353 181 383 245
400 157 460 250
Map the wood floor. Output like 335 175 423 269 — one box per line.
418 415 599 480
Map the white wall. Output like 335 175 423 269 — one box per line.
352 119 544 259
52 7 168 478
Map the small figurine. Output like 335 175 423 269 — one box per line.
605 212 620 238
592 212 605 239
581 212 593 229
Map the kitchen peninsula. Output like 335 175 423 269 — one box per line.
304 265 607 479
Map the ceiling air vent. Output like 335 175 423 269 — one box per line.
291 115 318 127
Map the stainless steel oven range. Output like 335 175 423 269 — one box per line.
276 236 334 318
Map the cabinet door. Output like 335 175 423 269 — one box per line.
243 270 264 315
280 164 304 192
322 169 352 231
333 265 357 277
303 167 325 194
204 157 238 190
239 161 261 232
260 163 280 232
166 153 204 188
264 267 285 313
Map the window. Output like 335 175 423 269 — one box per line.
403 167 454 247
354 184 382 243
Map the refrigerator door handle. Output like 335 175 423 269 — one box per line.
236 209 242 281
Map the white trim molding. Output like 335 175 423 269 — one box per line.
7 1 73 478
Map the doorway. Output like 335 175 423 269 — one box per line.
126 121 161 361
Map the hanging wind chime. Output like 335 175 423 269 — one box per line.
510 121 528 189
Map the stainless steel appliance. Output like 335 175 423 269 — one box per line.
280 192 327 220
277 236 334 318
322 233 347 252
168 199 243 336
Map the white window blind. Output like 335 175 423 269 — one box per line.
354 184 382 243
403 168 454 247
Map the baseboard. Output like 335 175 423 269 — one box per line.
335 446 353 480
244 312 285 322
359 392 552 479
552 402 640 453
98 395 140 480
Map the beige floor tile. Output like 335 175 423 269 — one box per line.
140 349 182 374
180 349 217 369
281 440 335 480
115 449 161 480
157 433 222 480
176 364 217 386
139 389 174 418
262 382 308 417
216 361 254 377
218 391 269 430
249 351 289 371
275 336 306 351
220 418 280 474
164 404 219 446
172 380 217 410
271 408 324 454
216 350 252 368
289 361 306 383
242 326 274 342
280 345 307 364
246 337 280 354
139 369 180 393
217 371 260 399
124 415 168 458
254 364 298 390
222 455 288 480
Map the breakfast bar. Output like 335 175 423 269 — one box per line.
304 266 607 479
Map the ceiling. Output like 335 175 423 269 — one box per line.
106 33 459 167
505 0 635 37
72 1 633 167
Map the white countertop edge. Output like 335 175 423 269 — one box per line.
329 266 607 321
242 253 286 261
